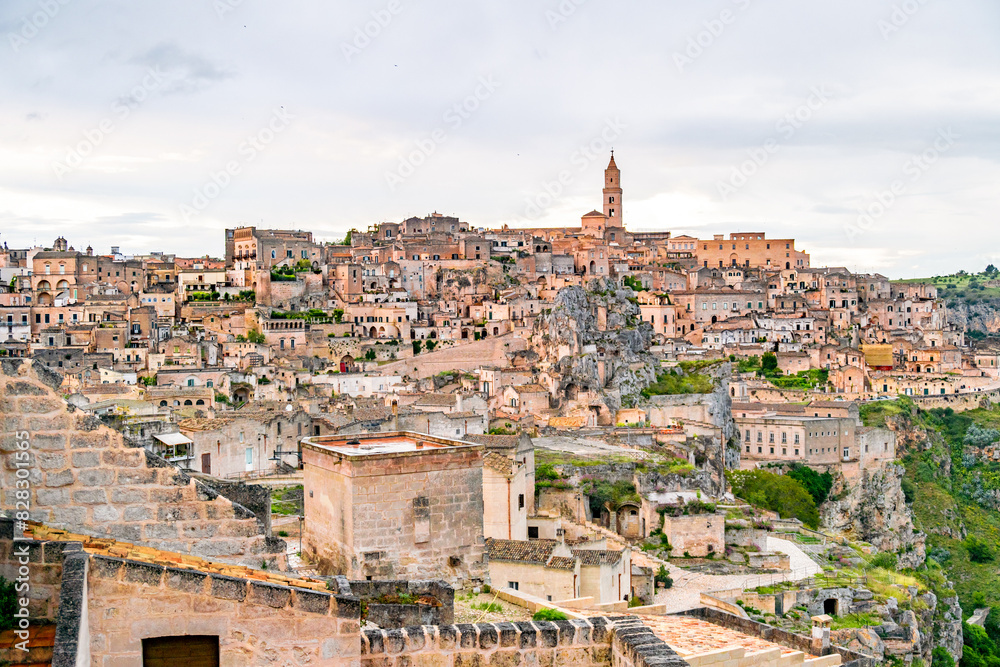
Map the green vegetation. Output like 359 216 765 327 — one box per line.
726 469 820 528
641 368 713 397
859 396 915 427
880 398 1000 610
830 612 881 630
412 340 422 355
270 308 329 320
0 576 16 632
247 329 266 344
488 426 516 435
270 265 298 281
736 354 828 389
532 608 569 621
787 464 834 505
340 230 353 245
471 601 503 613
894 267 1000 307
654 565 673 589
271 485 303 516
580 479 641 516
333 308 344 323
622 275 646 292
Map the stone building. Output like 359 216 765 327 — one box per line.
301 431 486 585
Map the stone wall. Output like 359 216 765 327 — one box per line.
0 360 283 567
682 608 877 667
376 334 527 379
361 616 689 667
661 513 725 557
335 577 456 627
303 443 486 585
85 553 361 666
0 531 66 620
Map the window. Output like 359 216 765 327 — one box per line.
508 582 519 591
528 526 539 539
518 494 525 510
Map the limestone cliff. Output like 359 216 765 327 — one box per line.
947 298 1000 333
820 463 927 569
530 279 658 414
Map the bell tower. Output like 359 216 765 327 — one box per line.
603 151 623 228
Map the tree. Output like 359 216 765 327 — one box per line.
986 264 998 277
247 329 266 345
364 349 376 361
341 229 353 246
761 352 779 374
726 469 820 528
931 647 955 667
333 309 344 324
787 464 834 505
425 340 437 351
412 340 423 355
966 535 995 563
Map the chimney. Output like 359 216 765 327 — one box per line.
811 616 831 653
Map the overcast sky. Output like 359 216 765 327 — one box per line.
1 0 998 278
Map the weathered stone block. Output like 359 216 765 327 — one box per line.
93 505 121 522
123 506 154 522
71 488 107 504
249 581 292 609
71 451 101 468
143 523 178 540
210 574 248 601
122 561 164 586
111 488 148 504
479 624 498 650
77 468 116 487
292 587 332 615
165 567 208 594
37 488 70 505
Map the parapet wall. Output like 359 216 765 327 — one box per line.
361 616 689 667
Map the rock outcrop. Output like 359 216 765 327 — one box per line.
947 298 1000 334
531 279 658 414
820 463 927 568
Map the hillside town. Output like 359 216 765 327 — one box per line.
3 155 998 666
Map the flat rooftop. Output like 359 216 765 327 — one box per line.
301 431 479 458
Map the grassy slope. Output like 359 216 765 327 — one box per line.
892 270 1000 303
864 401 1000 612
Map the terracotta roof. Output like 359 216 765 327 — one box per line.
483 451 514 476
547 557 577 571
23 523 327 592
571 549 624 566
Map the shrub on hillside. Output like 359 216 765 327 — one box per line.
726 469 820 529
